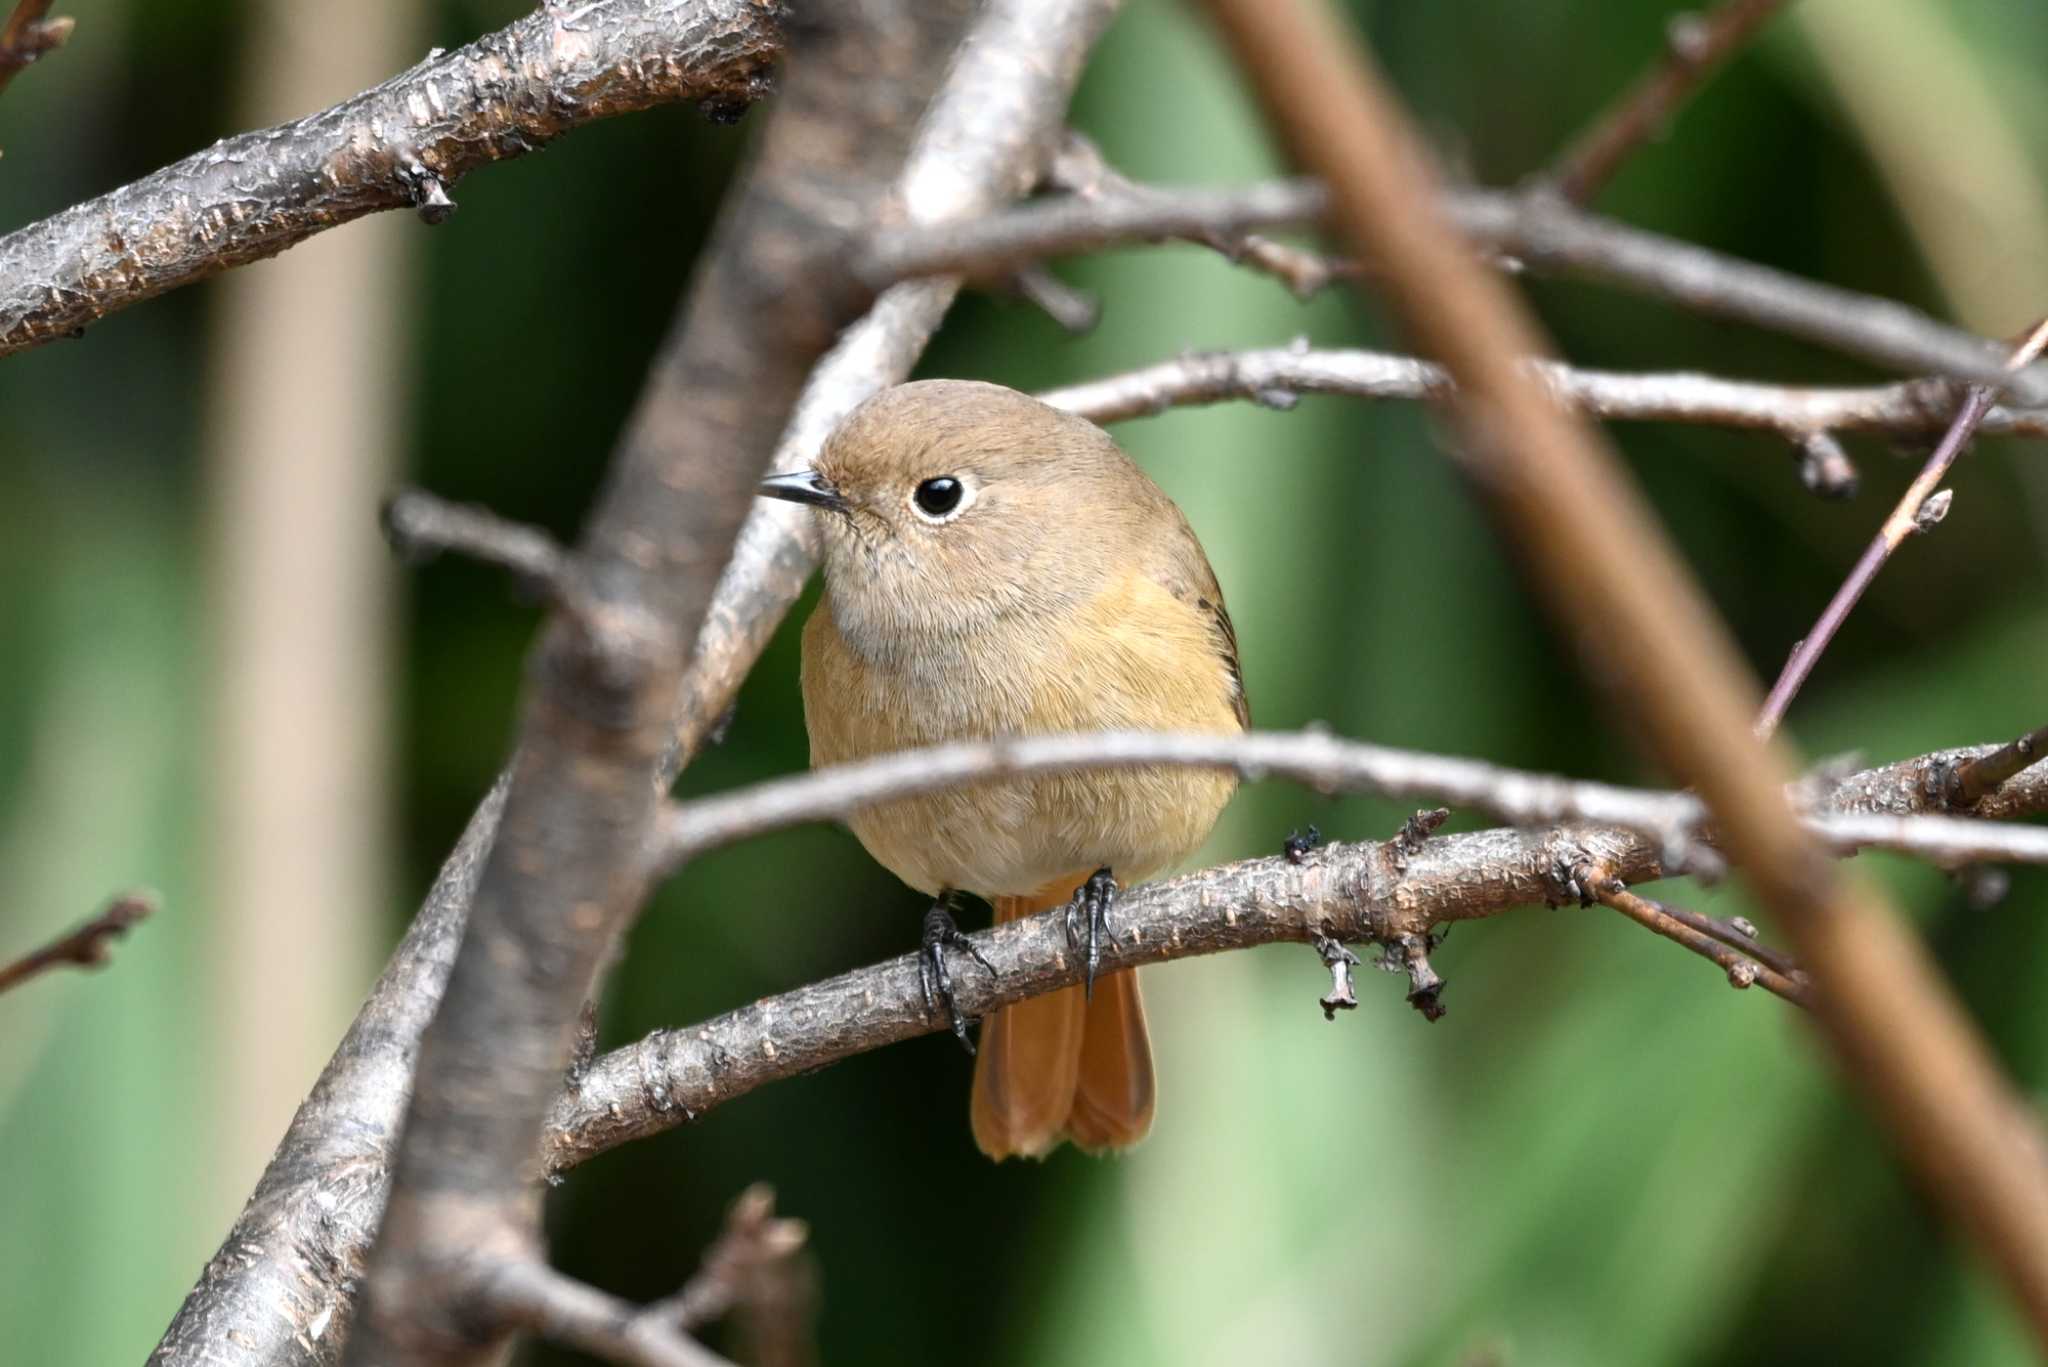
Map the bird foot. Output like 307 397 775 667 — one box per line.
921 896 995 1053
1062 868 1118 999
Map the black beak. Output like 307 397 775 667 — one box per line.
757 469 848 513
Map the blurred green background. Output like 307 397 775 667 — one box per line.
3 1 2046 1363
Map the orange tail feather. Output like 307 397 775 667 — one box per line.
969 872 1155 1160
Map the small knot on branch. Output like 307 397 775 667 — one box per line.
1790 430 1859 500
1312 934 1359 1019
1912 487 1953 532
397 156 456 225
1384 807 1449 871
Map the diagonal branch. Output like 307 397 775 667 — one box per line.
0 890 154 995
339 5 920 1360
1946 723 2048 810
1200 0 2048 1344
1755 318 2048 735
0 0 784 357
547 735 2048 1173
1546 0 1799 205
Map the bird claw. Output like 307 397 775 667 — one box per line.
1062 868 1118 999
921 897 995 1054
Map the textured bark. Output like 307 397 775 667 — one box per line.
0 0 785 356
545 739 2048 1170
149 779 508 1367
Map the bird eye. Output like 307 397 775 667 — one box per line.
912 476 966 520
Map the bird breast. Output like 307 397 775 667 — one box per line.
800 572 1242 899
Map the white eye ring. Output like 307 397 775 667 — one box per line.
908 475 976 524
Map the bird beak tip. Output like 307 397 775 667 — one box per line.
757 469 847 513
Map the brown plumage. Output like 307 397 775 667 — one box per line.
763 379 1246 1159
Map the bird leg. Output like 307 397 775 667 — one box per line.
920 893 996 1053
1063 868 1118 999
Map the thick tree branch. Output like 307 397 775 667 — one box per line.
341 5 908 1360
149 779 511 1367
1034 342 2048 446
0 0 784 356
1546 0 1798 204
0 890 153 995
1202 0 2048 1344
547 736 2048 1172
153 5 1120 1365
1756 318 2048 735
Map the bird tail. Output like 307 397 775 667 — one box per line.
970 871 1155 1160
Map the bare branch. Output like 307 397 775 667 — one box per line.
651 728 2048 876
343 1 909 1356
0 0 783 356
548 736 2048 1172
381 489 573 604
0 0 71 102
0 890 154 995
1590 874 1812 1005
483 1261 734 1367
1757 317 2048 735
852 171 2048 399
150 778 510 1367
857 177 1324 291
642 1184 813 1365
1201 0 2048 1343
1947 723 2048 810
1046 131 1350 298
1547 0 1798 204
1035 341 2048 445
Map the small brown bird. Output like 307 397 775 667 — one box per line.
759 379 1247 1159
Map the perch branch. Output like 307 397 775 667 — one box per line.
1546 0 1798 204
0 890 154 995
1201 0 2048 1344
381 489 574 604
0 0 784 356
548 735 2047 1171
1756 317 2048 735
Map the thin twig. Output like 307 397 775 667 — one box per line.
1947 723 2048 809
1200 0 2048 1342
1047 131 1351 298
380 489 573 601
1756 317 2048 736
0 0 72 100
1035 341 2048 443
484 1261 736 1367
0 891 154 995
858 178 1325 288
1591 875 1812 1005
547 735 2048 1171
1547 0 1798 204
